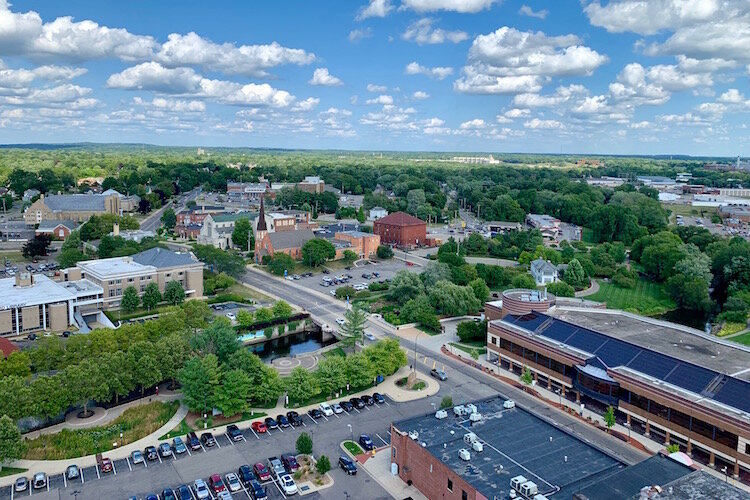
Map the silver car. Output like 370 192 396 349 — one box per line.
14 477 28 492
32 472 47 489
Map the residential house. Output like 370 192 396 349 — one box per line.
35 220 77 240
530 258 559 286
369 207 388 221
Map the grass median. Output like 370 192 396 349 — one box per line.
343 440 364 455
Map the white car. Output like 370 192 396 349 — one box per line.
330 290 337 296
319 402 334 417
225 473 242 492
365 332 376 341
285 275 294 281
226 312 236 321
280 474 298 495
335 318 346 326
332 403 344 414
194 478 210 499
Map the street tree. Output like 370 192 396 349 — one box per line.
164 281 186 305
604 405 616 433
267 252 296 276
161 208 177 230
142 282 162 311
215 369 252 417
301 238 335 267
520 366 533 385
121 286 140 313
133 353 162 396
286 366 320 404
272 300 293 318
236 309 254 328
344 353 374 388
0 415 24 471
179 355 221 414
254 307 273 323
315 357 346 397
182 299 212 333
339 306 368 344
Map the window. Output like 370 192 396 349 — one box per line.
462 490 468 500
745 443 750 456
491 336 497 345
128 278 134 283
447 479 453 492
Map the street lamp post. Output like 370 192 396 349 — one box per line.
347 424 353 442
624 422 631 443
722 466 728 483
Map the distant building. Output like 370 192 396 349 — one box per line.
693 194 750 208
175 205 226 227
485 221 521 235
109 224 155 243
585 176 625 188
0 337 18 357
256 229 315 262
101 189 140 213
198 212 255 250
526 213 560 240
530 258 559 285
368 207 388 221
719 205 750 223
637 175 678 190
35 220 77 240
76 177 105 187
22 189 40 203
720 188 750 198
373 211 426 248
24 192 121 224
226 181 268 202
297 176 325 194
451 155 499 164
334 231 380 259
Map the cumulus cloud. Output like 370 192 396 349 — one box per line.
309 68 343 86
504 108 530 118
291 97 320 112
454 27 607 94
133 96 205 112
524 118 564 129
366 83 387 93
404 61 453 80
348 28 373 42
459 118 485 129
717 88 746 104
584 0 720 36
518 5 548 19
400 0 497 13
402 18 468 45
412 90 430 99
356 0 393 20
365 94 394 105
608 63 671 106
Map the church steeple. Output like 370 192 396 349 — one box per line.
257 196 267 231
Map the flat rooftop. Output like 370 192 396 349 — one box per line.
548 307 750 381
393 396 624 499
59 279 103 296
0 274 73 307
77 257 153 278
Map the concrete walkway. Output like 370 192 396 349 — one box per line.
358 446 427 500
575 279 600 297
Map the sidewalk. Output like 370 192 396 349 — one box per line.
357 446 427 500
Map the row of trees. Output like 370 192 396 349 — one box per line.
121 281 186 313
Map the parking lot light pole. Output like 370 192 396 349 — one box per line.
347 424 352 442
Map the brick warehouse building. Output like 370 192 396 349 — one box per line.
372 211 426 248
485 289 750 481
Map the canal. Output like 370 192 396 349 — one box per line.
248 329 337 362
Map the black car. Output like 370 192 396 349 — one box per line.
227 424 243 442
322 269 330 274
373 393 385 404
186 432 201 450
359 434 375 451
249 479 267 500
350 397 365 409
339 456 358 475
361 273 371 279
276 414 290 428
162 488 177 500
281 453 299 473
372 272 380 277
340 400 354 412
286 411 303 427
200 432 216 447
238 464 255 486
362 395 375 406
308 408 323 419
176 485 192 500
264 417 278 429
145 446 159 461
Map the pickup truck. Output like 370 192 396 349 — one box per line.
267 456 286 479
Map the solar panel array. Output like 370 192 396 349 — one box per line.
505 312 750 414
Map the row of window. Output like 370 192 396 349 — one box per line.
446 478 468 500
492 335 575 379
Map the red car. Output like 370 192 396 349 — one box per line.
251 421 268 433
253 462 271 481
209 474 226 493
99 457 113 473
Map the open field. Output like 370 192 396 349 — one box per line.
587 278 676 316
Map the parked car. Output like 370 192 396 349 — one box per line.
276 414 290 428
32 472 47 489
225 472 242 492
227 424 243 442
194 478 210 499
200 432 216 447
373 392 385 404
248 479 267 500
359 434 375 451
177 485 192 500
264 417 278 429
209 474 226 493
365 332 376 341
350 397 365 409
331 403 343 414
14 477 28 492
131 450 145 464
145 445 159 460
339 456 358 475
282 453 299 473
430 368 447 381
238 464 255 486
162 488 177 500
279 474 298 495
362 395 375 406
97 453 113 473
226 312 236 321
159 442 173 457
144 494 158 500
187 431 201 450
286 411 303 427
173 436 187 454
319 402 334 416
65 464 80 480
268 456 285 478
251 421 268 433
307 408 323 419
253 462 271 481
335 317 346 326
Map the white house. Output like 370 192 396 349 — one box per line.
369 206 388 221
530 258 559 286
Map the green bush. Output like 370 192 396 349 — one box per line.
440 396 453 409
456 320 486 342
316 455 331 474
546 281 575 297
612 267 637 289
376 245 393 259
296 432 313 455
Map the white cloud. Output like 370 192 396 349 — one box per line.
400 0 497 13
356 0 393 20
459 118 485 129
455 27 607 94
309 68 343 86
405 61 454 80
629 121 652 129
412 90 430 99
645 64 713 91
504 108 530 118
31 65 87 81
511 85 587 107
291 97 320 111
322 107 352 116
348 28 373 42
132 96 205 112
524 118 564 129
366 83 387 93
495 115 512 124
718 88 746 104
402 18 468 45
608 63 670 106
366 94 394 105
584 0 720 36
518 5 548 19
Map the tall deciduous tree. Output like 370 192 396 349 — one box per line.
0 415 24 471
315 357 346 397
562 259 588 289
215 369 252 417
232 217 252 250
164 281 186 305
272 300 293 318
121 286 140 313
142 282 161 311
161 208 177 230
301 238 335 267
286 366 320 404
179 355 221 414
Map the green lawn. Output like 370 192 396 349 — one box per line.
323 347 346 358
0 467 27 478
343 440 364 455
729 331 750 346
450 342 487 360
587 278 676 316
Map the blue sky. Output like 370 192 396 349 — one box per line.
0 0 748 155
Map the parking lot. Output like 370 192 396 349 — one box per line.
0 394 421 500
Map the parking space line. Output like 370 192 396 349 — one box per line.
384 400 392 406
301 421 307 427
322 414 329 422
240 483 252 499
240 434 247 442
354 407 361 413
199 442 207 453
46 482 49 493
95 465 100 480
364 405 371 411
9 483 13 500
62 473 67 489
112 461 117 475
158 454 163 463
215 438 221 449
376 433 389 446
332 412 340 419
250 428 259 440
186 447 192 456
224 433 234 445
386 429 392 436
272 478 287 499
80 468 84 484
277 426 284 433
126 457 132 471
307 414 318 425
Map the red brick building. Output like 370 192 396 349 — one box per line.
372 211 426 248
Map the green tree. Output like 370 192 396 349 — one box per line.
179 355 221 414
232 217 252 250
142 282 162 311
301 238 336 267
340 306 368 343
286 366 320 404
103 351 135 404
457 321 486 342
192 244 247 277
163 281 185 305
22 234 51 259
121 286 140 313
272 300 293 318
667 274 712 312
400 295 440 332
468 278 490 303
344 353 374 388
154 334 190 389
254 307 273 323
182 299 212 333
132 353 162 396
562 259 588 289
388 270 424 304
428 280 481 316
0 415 25 471
296 432 313 455
440 396 453 409
316 455 331 474
546 281 575 297
161 208 177 230
236 309 254 328
421 262 452 288
190 318 240 363
215 369 252 417
0 376 31 420
342 249 358 265
376 245 393 259
604 405 616 433
520 366 533 385
0 351 31 378
315 357 346 397
30 375 69 419
268 252 296 276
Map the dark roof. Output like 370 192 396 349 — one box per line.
0 337 18 358
257 197 267 231
373 211 425 227
505 312 750 415
36 220 76 231
132 247 199 269
43 194 113 212
268 229 314 250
